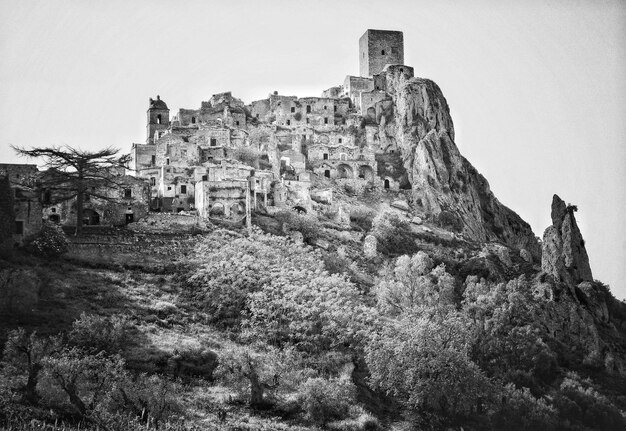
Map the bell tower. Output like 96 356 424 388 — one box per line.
147 95 170 144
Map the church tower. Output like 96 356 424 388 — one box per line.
359 29 404 77
147 95 170 144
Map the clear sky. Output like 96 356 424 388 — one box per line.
1 0 624 299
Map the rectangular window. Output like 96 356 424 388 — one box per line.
151 155 156 166
236 121 240 126
15 220 24 235
180 185 187 194
391 46 399 54
334 105 337 112
202 175 208 181
286 119 291 126
323 153 329 160
124 189 132 198
290 107 295 113
306 118 309 124
324 117 329 124
167 186 172 191
338 138 342 143
166 158 170 165
150 177 156 186
210 138 217 146
306 105 311 113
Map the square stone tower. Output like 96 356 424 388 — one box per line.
359 29 404 77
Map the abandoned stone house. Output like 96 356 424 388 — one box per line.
0 164 42 245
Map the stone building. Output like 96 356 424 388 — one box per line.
359 29 404 77
0 164 42 245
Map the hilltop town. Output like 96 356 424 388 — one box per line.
3 30 413 239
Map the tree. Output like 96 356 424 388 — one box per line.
12 145 130 235
0 175 15 246
1 328 63 404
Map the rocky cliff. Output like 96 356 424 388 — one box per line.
542 194 594 284
377 76 540 259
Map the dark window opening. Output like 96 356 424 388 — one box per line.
334 105 337 112
166 158 170 165
290 107 295 113
384 179 390 189
286 120 291 126
167 186 172 191
150 177 156 186
125 213 134 224
15 220 24 235
323 106 327 110
151 155 156 166
323 153 329 160
176 207 184 213
306 105 311 113
202 175 208 181
381 50 385 55
124 189 132 198
324 170 331 178
210 138 217 146
324 118 328 124
306 118 309 124
256 114 260 118
51 208 56 213
338 138 342 143
191 116 196 124
400 68 404 72
49 214 60 223
235 121 240 126
157 114 162 124
180 185 187 194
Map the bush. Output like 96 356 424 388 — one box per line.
69 313 130 354
27 221 68 257
371 212 418 256
349 208 375 232
298 376 356 425
274 209 322 244
436 210 463 232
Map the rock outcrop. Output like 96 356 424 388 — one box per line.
541 194 593 284
378 76 541 259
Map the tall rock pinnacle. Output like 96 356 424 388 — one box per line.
541 194 593 284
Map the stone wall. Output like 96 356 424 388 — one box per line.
359 29 404 77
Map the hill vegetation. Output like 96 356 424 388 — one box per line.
1 208 626 430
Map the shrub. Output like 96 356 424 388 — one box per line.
274 209 322 244
69 313 130 354
28 221 68 257
436 210 463 232
349 208 375 232
298 376 356 425
371 212 418 256
232 146 259 168
490 384 557 431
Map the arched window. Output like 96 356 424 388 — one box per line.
157 114 162 124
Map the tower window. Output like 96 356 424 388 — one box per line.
191 117 196 124
157 114 162 124
381 50 385 55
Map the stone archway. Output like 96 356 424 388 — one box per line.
293 205 307 214
337 163 353 179
230 201 245 218
82 209 100 225
209 202 225 217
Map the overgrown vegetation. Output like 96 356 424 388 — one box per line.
2 222 626 430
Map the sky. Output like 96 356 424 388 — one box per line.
1 0 624 299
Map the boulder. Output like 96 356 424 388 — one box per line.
363 235 377 258
391 200 410 212
411 216 423 225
